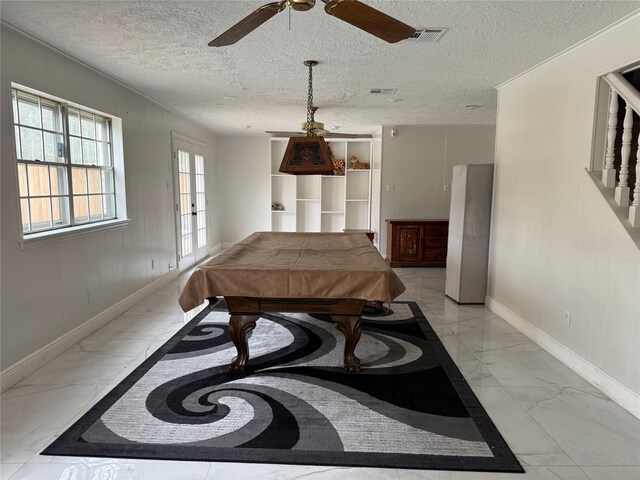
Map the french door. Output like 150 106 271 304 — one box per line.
173 135 208 270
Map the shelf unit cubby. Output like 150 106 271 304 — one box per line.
270 138 375 235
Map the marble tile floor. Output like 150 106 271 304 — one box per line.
1 267 638 479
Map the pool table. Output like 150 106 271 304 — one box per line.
179 232 406 372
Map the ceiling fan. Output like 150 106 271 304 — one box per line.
208 0 415 47
265 60 369 139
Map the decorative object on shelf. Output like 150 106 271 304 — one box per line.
271 202 285 211
332 158 345 175
349 154 370 170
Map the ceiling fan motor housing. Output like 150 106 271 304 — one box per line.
301 121 324 132
288 0 316 11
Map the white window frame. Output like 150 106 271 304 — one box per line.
10 83 129 248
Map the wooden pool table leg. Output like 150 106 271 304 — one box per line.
228 314 259 372
333 315 362 373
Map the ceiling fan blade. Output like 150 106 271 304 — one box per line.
209 2 286 47
323 132 371 138
266 131 306 137
266 130 371 139
323 0 414 44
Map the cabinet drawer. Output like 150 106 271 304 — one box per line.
425 223 448 236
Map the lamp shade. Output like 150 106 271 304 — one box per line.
279 136 334 175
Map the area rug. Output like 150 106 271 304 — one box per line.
43 301 523 473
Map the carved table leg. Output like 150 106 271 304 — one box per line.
228 314 259 372
333 315 363 373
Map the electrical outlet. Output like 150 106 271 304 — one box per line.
87 289 93 303
444 184 449 192
386 184 395 192
168 262 175 271
151 259 155 269
564 310 571 326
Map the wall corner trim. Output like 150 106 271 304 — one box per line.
485 295 640 419
0 269 181 393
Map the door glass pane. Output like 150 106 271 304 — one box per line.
73 195 89 223
17 91 41 128
72 167 88 194
52 197 70 226
19 127 44 161
27 164 50 196
30 197 52 231
180 193 190 215
195 155 207 248
49 166 69 195
196 192 205 211
195 156 204 175
177 149 193 258
182 234 193 257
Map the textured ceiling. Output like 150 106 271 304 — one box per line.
1 1 638 135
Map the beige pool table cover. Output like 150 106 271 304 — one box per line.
178 232 406 311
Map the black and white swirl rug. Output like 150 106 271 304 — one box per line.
43 301 523 473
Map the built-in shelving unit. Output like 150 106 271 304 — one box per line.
270 138 374 234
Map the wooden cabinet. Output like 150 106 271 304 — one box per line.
386 220 448 267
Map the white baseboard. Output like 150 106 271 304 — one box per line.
0 269 180 392
485 295 640 419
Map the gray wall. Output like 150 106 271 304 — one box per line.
488 16 640 394
379 125 496 256
0 26 220 369
217 136 271 244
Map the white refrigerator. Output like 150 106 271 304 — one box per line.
445 164 494 304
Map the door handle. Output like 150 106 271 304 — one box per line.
192 212 197 216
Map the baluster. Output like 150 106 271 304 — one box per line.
615 103 633 206
602 89 618 187
629 132 640 227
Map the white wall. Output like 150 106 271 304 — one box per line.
217 136 270 243
488 15 640 395
0 27 220 369
379 125 496 256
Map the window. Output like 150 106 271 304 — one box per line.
11 87 118 236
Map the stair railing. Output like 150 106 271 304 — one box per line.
601 72 640 227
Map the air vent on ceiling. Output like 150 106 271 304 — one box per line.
410 28 447 42
369 88 397 95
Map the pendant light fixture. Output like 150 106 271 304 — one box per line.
278 60 334 175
